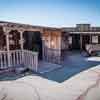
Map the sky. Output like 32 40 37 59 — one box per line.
0 0 100 27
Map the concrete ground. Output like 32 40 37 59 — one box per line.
0 65 100 100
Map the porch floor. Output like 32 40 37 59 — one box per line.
38 61 62 73
41 51 100 82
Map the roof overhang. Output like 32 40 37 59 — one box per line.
70 31 100 34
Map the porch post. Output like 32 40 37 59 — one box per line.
6 33 10 67
90 34 92 44
19 31 24 65
42 37 45 60
48 32 51 61
80 35 83 50
20 31 24 50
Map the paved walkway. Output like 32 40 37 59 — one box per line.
62 65 100 100
0 65 100 100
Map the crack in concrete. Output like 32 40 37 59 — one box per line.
76 70 100 100
14 81 41 100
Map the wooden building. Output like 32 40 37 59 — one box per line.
0 21 100 68
0 21 64 65
62 24 100 53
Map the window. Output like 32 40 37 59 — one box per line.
92 36 98 43
68 36 72 44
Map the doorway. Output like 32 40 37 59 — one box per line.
72 34 80 50
23 31 43 60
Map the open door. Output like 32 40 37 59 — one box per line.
72 34 80 50
23 31 42 60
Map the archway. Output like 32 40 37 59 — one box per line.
0 26 6 50
9 30 20 50
23 31 42 60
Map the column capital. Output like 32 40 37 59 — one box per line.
18 29 25 33
3 27 11 35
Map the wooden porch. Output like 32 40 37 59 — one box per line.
0 50 38 72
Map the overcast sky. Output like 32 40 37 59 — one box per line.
0 0 100 27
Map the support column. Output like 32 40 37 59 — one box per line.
80 35 83 50
47 32 51 61
6 33 10 67
90 34 92 44
19 31 24 64
42 37 45 61
20 31 24 50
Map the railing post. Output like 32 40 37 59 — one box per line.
35 53 38 72
3 53 7 68
0 53 3 69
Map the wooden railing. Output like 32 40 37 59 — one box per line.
43 47 61 64
0 50 38 72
